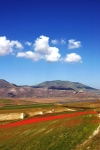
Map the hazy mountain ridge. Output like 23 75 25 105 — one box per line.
0 79 99 98
0 79 17 88
33 80 97 91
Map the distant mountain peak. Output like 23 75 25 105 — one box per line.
32 80 97 91
0 79 17 88
0 79 98 98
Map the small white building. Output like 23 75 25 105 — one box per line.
79 90 84 93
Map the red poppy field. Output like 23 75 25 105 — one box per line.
0 110 97 129
0 110 100 150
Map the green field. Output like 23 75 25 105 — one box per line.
0 99 13 103
0 101 100 150
0 103 54 110
0 111 99 150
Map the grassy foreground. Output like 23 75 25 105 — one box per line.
0 111 99 150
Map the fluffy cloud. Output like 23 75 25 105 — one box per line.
1 35 82 63
0 36 23 56
25 41 32 46
33 35 49 54
17 35 61 62
68 39 81 49
34 35 61 61
45 47 61 62
64 53 82 63
17 51 43 61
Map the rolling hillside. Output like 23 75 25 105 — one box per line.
32 80 97 91
0 79 99 98
0 79 16 88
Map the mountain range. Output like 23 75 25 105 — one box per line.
0 79 99 98
33 80 97 90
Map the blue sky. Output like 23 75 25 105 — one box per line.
0 0 100 88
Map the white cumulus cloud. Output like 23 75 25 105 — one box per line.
68 39 81 49
1 35 83 64
25 41 32 46
33 35 49 54
0 36 23 56
45 47 61 62
17 51 43 61
64 53 82 63
17 35 61 62
33 35 61 61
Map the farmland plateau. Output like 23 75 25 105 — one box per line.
0 99 100 150
0 79 100 149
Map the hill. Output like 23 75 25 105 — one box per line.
32 80 97 91
0 79 17 88
0 79 99 98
